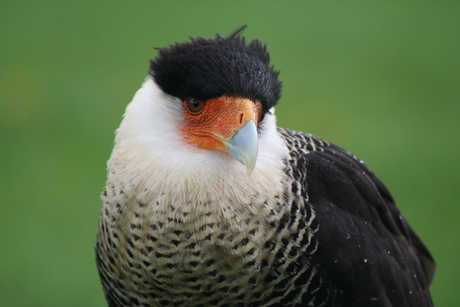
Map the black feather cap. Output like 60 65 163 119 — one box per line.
149 26 282 112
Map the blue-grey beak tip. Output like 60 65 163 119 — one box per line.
225 120 258 176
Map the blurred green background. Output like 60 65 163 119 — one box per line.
1 1 458 306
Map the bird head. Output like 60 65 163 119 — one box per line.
147 26 282 176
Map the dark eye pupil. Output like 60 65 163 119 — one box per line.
188 99 204 113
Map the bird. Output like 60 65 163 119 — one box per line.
95 26 435 307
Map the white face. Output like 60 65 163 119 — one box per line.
106 78 289 206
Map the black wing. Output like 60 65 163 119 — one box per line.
278 127 435 307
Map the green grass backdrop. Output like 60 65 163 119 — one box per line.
1 1 459 306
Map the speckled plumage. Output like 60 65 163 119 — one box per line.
96 28 434 306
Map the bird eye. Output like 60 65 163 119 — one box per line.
187 98 205 114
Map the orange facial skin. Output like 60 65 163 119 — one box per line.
180 95 262 153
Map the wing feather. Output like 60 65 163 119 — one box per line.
278 127 435 306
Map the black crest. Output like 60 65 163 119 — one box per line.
150 26 282 112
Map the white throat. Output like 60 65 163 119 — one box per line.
106 78 289 218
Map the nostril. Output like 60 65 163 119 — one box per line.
239 113 244 124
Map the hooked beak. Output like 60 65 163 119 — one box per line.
225 119 258 176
